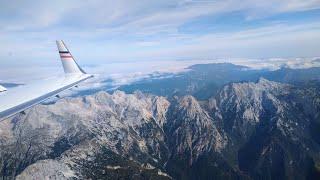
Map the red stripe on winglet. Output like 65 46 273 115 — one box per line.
60 55 73 58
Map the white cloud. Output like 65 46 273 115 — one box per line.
1 0 319 30
0 0 319 67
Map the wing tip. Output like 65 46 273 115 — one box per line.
56 40 87 74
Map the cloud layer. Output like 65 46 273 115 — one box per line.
0 0 319 67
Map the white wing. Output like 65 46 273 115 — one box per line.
0 85 6 92
0 40 93 121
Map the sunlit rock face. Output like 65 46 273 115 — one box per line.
0 91 172 179
1 78 320 179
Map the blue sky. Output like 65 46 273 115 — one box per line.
0 0 320 68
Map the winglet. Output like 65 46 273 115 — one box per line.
56 40 86 74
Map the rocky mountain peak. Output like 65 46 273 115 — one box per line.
177 95 203 118
1 79 320 179
165 95 226 167
257 77 271 84
152 96 170 127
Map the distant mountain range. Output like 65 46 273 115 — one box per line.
0 63 320 179
0 82 23 88
118 63 320 100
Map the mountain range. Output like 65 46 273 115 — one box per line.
1 63 320 179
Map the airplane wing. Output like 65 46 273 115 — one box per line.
0 85 6 92
0 40 93 121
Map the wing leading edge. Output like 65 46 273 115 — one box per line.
0 40 93 121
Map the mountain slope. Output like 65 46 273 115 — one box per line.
1 79 320 179
209 78 320 179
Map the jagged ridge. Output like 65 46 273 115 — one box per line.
1 79 320 179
